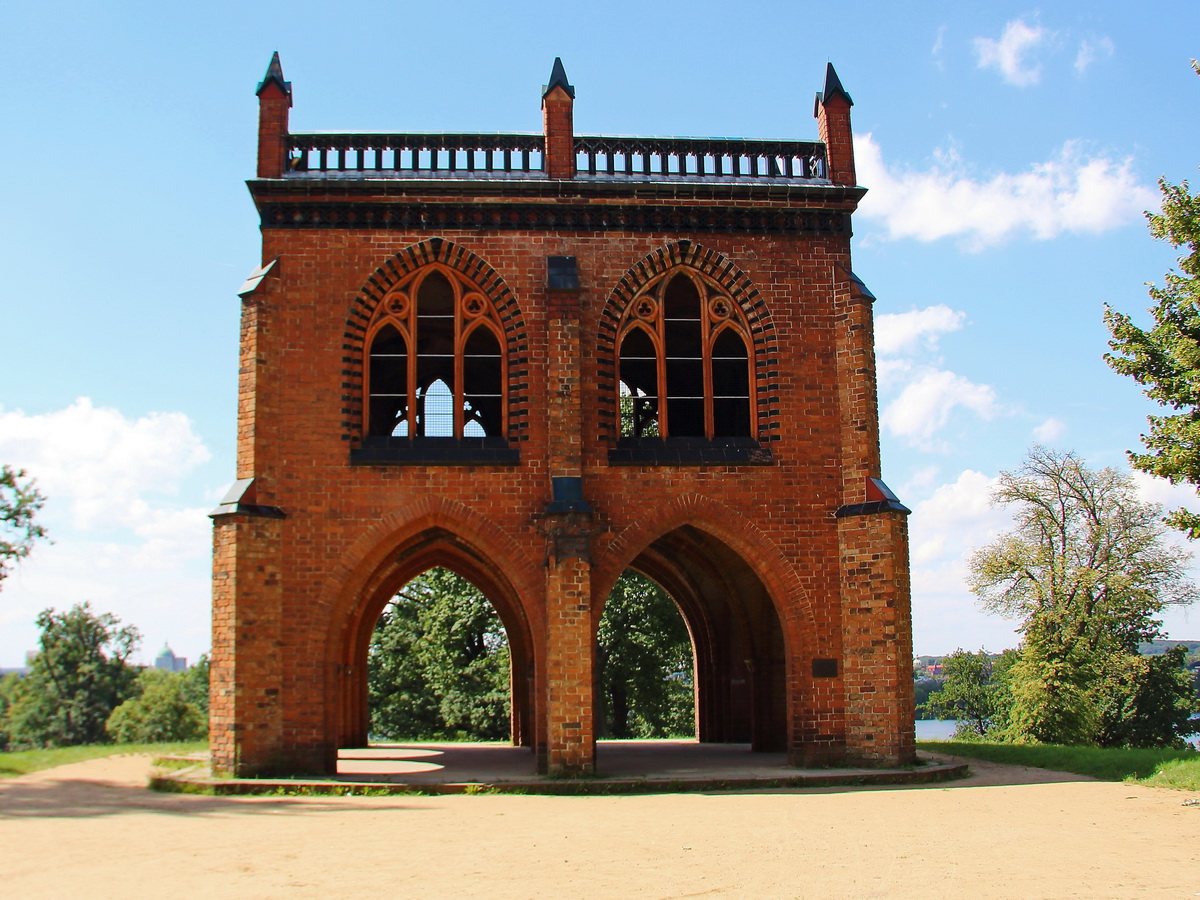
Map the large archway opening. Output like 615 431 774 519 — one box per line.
619 524 787 752
368 567 511 742
336 529 536 757
597 569 696 740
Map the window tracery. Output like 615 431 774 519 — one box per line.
617 271 754 441
365 266 506 439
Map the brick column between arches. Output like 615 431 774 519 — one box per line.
837 509 916 766
544 557 596 775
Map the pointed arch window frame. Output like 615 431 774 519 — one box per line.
354 264 518 465
614 269 759 447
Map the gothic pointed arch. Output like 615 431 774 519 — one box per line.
592 494 816 751
592 492 817 648
597 240 780 446
342 238 530 443
315 495 544 749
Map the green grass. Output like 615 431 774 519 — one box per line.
1138 757 1200 791
918 739 1199 787
0 741 208 777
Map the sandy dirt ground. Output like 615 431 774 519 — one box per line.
1 754 1197 900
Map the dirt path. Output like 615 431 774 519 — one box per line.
1 754 1196 899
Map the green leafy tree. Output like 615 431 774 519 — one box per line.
913 676 943 718
105 667 206 743
597 570 694 739
0 673 22 750
1094 645 1196 748
179 653 210 716
6 603 140 748
1104 60 1200 537
924 649 1016 739
969 447 1198 746
367 568 695 742
0 465 48 586
368 568 510 741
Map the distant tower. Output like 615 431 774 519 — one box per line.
155 644 187 673
210 55 914 777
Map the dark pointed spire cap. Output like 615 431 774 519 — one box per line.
256 51 292 100
819 62 852 107
816 62 854 117
542 57 575 100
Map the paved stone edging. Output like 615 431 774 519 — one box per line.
150 757 970 796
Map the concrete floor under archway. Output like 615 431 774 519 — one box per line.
337 740 786 783
329 740 952 790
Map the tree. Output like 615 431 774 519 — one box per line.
368 568 510 741
923 649 1016 739
105 667 206 743
597 570 694 739
0 465 47 586
366 567 695 742
969 447 1198 746
1104 60 1200 537
0 673 22 750
179 653 210 716
5 603 140 748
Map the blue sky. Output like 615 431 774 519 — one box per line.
1 1 1198 665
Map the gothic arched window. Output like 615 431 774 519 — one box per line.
365 266 507 439
617 271 754 441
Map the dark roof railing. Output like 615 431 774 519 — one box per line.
284 133 827 182
287 133 545 175
574 135 825 180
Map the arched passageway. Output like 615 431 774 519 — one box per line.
606 525 787 753
368 567 513 742
597 569 696 740
335 529 536 754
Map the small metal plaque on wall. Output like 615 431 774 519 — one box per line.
812 658 839 678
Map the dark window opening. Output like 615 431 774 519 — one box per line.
711 328 750 437
463 326 502 438
619 327 659 438
613 270 756 446
368 323 409 437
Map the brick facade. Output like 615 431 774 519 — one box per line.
210 57 916 776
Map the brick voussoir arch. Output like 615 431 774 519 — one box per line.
340 237 531 441
596 239 781 444
593 493 817 647
318 495 543 666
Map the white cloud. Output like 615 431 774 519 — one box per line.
0 398 211 530
908 469 1022 653
1074 36 1114 75
875 305 966 356
1032 417 1067 442
974 19 1049 87
130 506 212 570
0 534 212 668
931 25 947 68
1130 469 1200 517
882 369 1000 448
0 399 216 667
855 133 1157 250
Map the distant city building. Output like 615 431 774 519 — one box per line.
154 644 188 672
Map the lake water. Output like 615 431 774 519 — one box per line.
915 719 958 741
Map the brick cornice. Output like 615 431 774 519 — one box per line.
248 177 865 206
258 201 852 236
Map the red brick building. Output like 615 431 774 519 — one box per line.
210 55 915 776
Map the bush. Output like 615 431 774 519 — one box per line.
105 668 206 744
